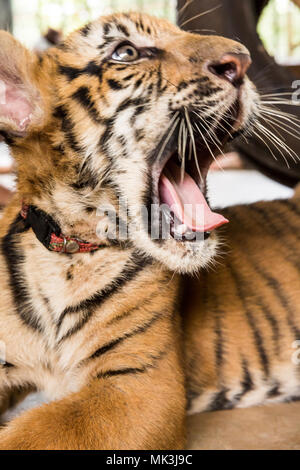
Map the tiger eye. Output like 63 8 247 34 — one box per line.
112 44 140 62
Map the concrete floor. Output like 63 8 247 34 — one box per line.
187 402 300 450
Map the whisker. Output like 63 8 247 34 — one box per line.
192 110 231 141
259 106 300 129
260 113 300 141
180 4 222 28
178 118 186 182
260 115 288 142
160 73 178 90
256 121 299 161
192 114 226 153
187 28 217 34
255 122 298 165
177 0 195 20
193 121 223 171
251 127 279 163
261 100 300 106
260 93 294 98
184 108 203 182
156 113 180 163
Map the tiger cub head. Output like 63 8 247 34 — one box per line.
0 12 259 273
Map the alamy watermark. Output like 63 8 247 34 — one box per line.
96 200 209 242
292 80 300 104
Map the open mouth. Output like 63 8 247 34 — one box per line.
151 102 240 242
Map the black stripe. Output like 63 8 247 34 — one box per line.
228 207 287 353
201 271 225 378
115 22 130 37
283 199 300 219
227 357 255 406
84 61 103 80
215 315 223 371
123 73 136 81
106 295 153 326
209 389 233 411
240 357 254 395
247 203 300 271
71 160 98 190
80 23 91 36
103 23 110 36
56 253 152 338
53 105 84 155
58 61 102 82
97 366 147 379
284 395 300 404
229 264 270 376
72 86 102 123
267 382 281 398
113 65 128 71
0 361 14 368
137 19 144 32
58 65 81 81
0 131 15 146
97 349 167 379
116 97 145 113
132 103 147 120
232 205 300 339
273 200 300 238
107 79 123 90
57 310 91 343
156 64 163 95
134 78 143 90
1 215 44 332
86 311 162 362
251 200 299 235
208 355 256 410
98 117 114 153
253 263 300 339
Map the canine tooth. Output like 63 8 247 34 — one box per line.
176 224 188 235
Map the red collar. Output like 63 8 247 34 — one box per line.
21 204 104 254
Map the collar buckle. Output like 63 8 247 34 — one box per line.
63 238 80 254
21 203 101 255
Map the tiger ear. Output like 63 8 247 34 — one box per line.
0 31 44 138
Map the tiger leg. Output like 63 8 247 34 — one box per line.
0 349 186 450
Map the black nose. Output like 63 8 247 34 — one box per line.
208 52 252 87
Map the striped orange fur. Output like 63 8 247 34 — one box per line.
0 12 297 450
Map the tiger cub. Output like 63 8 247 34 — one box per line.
0 11 296 450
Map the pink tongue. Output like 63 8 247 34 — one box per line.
159 161 228 232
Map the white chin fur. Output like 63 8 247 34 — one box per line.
129 227 219 274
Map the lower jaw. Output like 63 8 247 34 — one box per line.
167 212 211 242
137 225 219 274
146 209 212 245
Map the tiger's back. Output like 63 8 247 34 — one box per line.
184 193 300 414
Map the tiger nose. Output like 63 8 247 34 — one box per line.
208 52 252 87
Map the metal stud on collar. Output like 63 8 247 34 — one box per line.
64 239 80 254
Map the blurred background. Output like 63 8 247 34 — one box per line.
0 0 299 61
1 0 300 209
